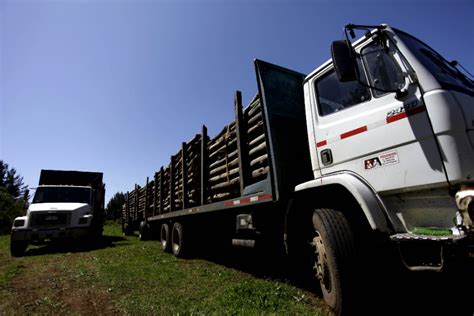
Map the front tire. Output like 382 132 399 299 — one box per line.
311 208 355 316
10 238 28 257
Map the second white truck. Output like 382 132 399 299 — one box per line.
11 170 105 257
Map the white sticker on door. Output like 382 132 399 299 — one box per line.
364 150 399 170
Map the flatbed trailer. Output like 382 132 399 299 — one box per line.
122 60 311 253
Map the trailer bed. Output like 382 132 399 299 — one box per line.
122 60 311 231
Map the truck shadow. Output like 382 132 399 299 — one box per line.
199 247 474 315
24 235 128 256
358 262 474 316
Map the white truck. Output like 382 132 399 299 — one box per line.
10 169 105 257
122 24 473 314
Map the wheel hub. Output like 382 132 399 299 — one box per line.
312 232 331 292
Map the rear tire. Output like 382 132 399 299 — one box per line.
161 223 171 253
123 223 133 236
311 208 355 316
171 222 187 258
138 221 150 241
10 238 28 257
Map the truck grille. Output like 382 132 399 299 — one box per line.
29 212 71 228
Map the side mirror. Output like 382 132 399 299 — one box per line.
331 40 357 82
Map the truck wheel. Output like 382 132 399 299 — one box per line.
10 239 28 257
161 223 171 253
311 208 355 316
91 219 103 239
123 223 133 236
171 222 187 257
138 221 150 241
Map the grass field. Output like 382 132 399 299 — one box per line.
0 224 329 314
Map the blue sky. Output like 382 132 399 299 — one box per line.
1 0 473 203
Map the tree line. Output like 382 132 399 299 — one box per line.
0 160 29 234
105 191 125 221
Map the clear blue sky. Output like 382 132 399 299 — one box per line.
1 0 473 203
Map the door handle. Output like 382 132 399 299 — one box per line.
321 149 333 166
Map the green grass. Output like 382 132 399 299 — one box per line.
0 224 328 314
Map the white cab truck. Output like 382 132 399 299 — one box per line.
10 170 105 257
122 24 473 315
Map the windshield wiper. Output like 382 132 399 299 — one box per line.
421 48 474 90
449 60 474 85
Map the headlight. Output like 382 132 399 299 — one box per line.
13 219 25 227
78 217 88 225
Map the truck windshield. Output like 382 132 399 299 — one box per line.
32 187 91 204
395 30 474 96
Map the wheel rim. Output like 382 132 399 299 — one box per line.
312 231 332 293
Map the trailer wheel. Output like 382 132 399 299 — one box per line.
10 239 28 257
171 222 187 257
161 223 171 253
123 223 133 236
138 221 150 241
311 208 355 315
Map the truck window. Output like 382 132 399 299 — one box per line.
33 187 91 204
361 41 405 97
315 60 371 116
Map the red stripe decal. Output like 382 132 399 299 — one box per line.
387 106 426 124
340 126 367 139
240 198 251 204
258 194 273 200
224 194 273 207
316 140 327 148
386 111 407 123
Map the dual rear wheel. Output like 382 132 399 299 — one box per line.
160 222 187 257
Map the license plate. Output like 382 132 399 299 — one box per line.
45 215 59 221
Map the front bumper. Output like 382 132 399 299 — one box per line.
11 226 92 241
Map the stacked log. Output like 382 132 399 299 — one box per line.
121 93 270 213
162 166 171 213
206 122 240 202
138 185 147 217
243 96 269 184
128 189 137 222
146 180 154 218
171 152 183 210
184 135 201 207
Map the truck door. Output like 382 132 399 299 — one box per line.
310 37 447 193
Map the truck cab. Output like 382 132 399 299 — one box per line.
10 170 105 257
297 23 473 270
